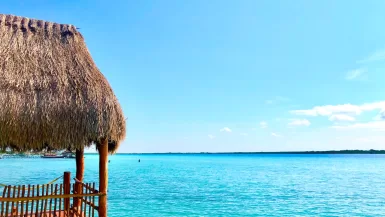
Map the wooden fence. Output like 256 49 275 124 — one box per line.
0 179 102 217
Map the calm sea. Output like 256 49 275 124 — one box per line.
2 154 385 216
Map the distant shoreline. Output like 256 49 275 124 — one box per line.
86 150 385 155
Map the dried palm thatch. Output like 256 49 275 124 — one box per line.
0 14 126 152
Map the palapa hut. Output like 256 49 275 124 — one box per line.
0 14 126 217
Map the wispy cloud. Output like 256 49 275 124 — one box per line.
291 101 385 117
345 68 367 80
355 137 379 143
374 109 385 121
260 121 268 129
265 96 290 104
332 121 385 131
329 114 355 122
380 110 385 120
288 119 311 127
357 50 385 64
208 134 215 139
240 133 248 136
220 127 232 133
271 132 282 137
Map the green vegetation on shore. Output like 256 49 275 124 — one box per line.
4 150 385 155
122 149 385 155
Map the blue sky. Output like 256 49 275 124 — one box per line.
4 0 385 152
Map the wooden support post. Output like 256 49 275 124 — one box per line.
76 148 85 182
63 172 71 211
98 139 108 217
74 148 84 208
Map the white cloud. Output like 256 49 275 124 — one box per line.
260 121 268 128
291 101 385 117
375 109 385 120
265 96 290 104
240 133 248 136
220 127 232 133
357 50 385 64
328 114 355 122
355 137 378 143
208 134 215 139
345 68 366 80
288 119 311 126
271 132 282 137
332 121 385 131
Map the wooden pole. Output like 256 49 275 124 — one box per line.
74 148 84 208
98 139 108 217
76 149 85 182
63 172 71 211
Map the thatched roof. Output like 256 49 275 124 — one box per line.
0 14 126 152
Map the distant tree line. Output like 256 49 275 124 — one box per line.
134 149 385 155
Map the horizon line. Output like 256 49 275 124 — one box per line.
85 149 385 154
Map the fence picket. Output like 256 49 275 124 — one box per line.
20 185 25 216
30 185 35 216
25 185 31 217
35 185 40 215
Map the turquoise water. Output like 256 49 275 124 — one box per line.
2 154 385 216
